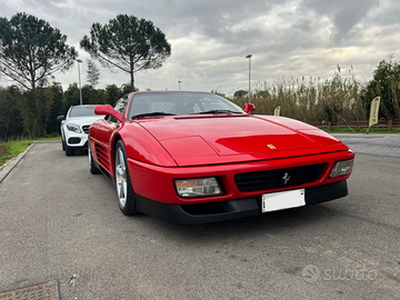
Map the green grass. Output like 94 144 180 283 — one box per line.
319 127 400 134
0 136 61 166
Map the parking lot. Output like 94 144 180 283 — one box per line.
0 135 399 299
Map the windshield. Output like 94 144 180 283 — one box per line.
128 92 244 119
69 106 96 117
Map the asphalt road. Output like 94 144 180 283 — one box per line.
0 138 399 300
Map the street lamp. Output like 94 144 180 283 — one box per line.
178 80 182 91
76 59 83 105
245 54 252 103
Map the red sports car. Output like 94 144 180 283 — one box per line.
89 91 354 224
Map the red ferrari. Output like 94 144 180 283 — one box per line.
89 91 354 224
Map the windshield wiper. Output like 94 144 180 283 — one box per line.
131 112 176 119
195 110 243 115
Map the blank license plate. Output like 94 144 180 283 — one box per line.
262 188 305 213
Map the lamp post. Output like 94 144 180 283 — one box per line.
77 59 83 105
178 80 182 91
245 54 252 103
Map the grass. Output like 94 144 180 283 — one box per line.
319 127 400 134
0 136 61 167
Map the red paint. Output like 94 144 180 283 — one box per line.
89 91 355 206
244 103 256 113
94 105 123 122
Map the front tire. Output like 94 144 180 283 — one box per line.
114 140 138 215
65 145 75 156
88 142 100 174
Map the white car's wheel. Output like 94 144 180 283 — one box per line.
65 144 75 156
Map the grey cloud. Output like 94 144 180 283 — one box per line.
1 0 400 94
301 0 379 42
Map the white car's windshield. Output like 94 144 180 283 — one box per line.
69 106 96 117
128 92 244 119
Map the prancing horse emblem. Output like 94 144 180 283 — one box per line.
282 172 290 185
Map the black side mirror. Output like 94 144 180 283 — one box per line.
57 115 65 122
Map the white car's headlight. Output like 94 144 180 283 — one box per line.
66 123 81 133
175 177 223 198
329 159 354 178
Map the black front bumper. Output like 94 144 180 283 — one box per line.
137 180 348 225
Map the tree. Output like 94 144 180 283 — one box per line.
63 83 81 109
360 59 400 120
121 83 137 95
0 13 77 92
46 82 64 135
86 59 100 88
0 86 24 141
105 84 122 105
233 90 248 98
0 13 77 137
80 14 171 91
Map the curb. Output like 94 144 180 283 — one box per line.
0 142 36 184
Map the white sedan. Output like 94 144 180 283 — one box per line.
58 105 104 156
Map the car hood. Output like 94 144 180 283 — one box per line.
66 116 105 126
135 115 348 166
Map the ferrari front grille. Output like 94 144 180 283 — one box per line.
234 163 328 192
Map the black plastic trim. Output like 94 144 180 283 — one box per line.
136 180 348 224
68 137 81 144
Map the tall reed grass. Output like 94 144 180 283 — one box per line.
231 74 368 122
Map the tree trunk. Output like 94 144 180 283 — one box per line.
130 61 135 92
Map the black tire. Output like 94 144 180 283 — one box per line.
62 139 65 151
114 140 138 215
88 142 100 174
65 145 75 156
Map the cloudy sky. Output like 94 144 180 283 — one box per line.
0 0 399 94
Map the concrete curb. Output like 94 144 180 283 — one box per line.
0 142 36 184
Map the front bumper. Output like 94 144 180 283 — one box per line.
136 180 348 224
127 150 354 206
65 132 89 148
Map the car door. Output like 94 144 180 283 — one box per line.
91 94 130 174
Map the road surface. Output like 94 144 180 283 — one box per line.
0 136 399 299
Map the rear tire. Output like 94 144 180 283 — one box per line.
114 140 138 215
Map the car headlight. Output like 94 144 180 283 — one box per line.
66 123 81 133
175 177 223 198
329 159 354 178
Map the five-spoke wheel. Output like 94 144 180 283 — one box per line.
114 140 137 215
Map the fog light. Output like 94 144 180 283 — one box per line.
175 177 223 198
329 159 354 178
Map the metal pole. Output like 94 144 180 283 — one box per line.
245 54 252 103
248 57 251 103
178 80 181 90
77 59 83 105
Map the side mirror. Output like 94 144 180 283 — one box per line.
244 103 256 114
95 105 123 122
57 115 65 122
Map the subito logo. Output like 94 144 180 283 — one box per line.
302 265 320 282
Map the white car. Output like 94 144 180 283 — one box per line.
58 105 104 156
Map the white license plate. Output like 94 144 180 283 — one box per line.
261 188 305 213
